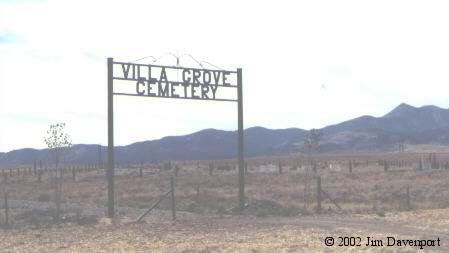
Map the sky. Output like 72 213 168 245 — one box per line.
1 0 449 152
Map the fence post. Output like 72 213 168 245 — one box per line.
4 192 8 227
349 160 353 173
170 176 176 221
195 184 200 197
174 164 180 177
278 161 282 174
209 163 213 176
138 162 143 178
406 185 411 210
316 176 322 213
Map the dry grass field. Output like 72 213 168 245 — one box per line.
1 152 449 252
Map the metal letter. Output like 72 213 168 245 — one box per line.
210 84 218 99
213 71 221 84
121 63 131 79
136 77 146 95
181 83 190 98
148 66 152 80
148 78 157 96
202 70 211 84
192 70 201 84
171 82 179 98
137 65 143 79
191 83 200 98
223 71 231 86
182 69 191 83
201 84 210 99
158 82 169 97
159 67 168 83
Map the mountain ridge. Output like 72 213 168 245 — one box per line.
2 103 449 165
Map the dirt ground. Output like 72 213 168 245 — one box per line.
2 154 449 252
1 208 448 252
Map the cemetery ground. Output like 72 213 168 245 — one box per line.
1 153 449 252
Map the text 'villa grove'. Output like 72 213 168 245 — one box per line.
113 63 237 100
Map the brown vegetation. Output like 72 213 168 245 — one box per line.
1 152 449 251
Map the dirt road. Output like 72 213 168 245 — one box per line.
1 208 448 252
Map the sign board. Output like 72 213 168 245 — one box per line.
106 58 245 218
112 61 238 102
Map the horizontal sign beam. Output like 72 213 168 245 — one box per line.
113 61 237 74
113 92 237 102
113 77 238 88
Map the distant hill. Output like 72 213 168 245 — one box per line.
0 127 307 165
320 103 449 152
2 103 449 165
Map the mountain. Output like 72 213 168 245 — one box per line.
323 103 449 134
123 127 306 161
319 103 449 152
0 127 306 165
1 103 449 165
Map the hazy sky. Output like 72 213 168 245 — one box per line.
1 0 449 152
